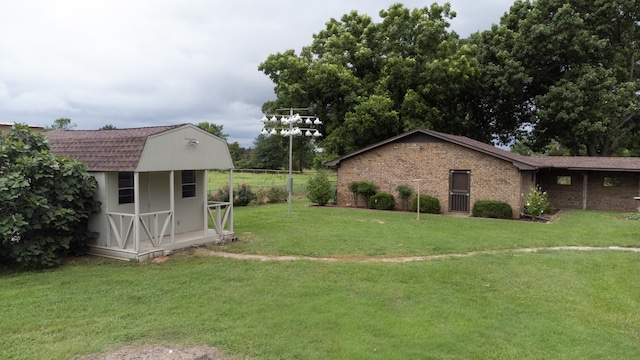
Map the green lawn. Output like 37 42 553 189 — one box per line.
2 201 640 359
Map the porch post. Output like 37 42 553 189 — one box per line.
203 170 208 238
134 172 140 253
582 173 588 210
170 170 175 243
229 169 234 233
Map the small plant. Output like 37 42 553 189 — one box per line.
396 185 414 210
306 170 334 206
472 200 514 219
525 185 552 218
369 192 396 210
410 195 440 214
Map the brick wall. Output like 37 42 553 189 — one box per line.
539 170 640 212
335 138 524 218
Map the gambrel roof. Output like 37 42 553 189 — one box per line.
325 128 640 172
46 124 234 172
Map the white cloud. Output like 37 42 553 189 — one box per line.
0 0 514 146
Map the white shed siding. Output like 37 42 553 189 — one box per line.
136 125 233 172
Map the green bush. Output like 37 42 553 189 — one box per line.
368 193 396 210
209 183 256 206
410 195 440 214
306 170 334 206
396 184 414 210
254 185 288 204
0 124 100 269
348 181 378 207
472 200 514 219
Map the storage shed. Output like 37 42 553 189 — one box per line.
47 124 235 260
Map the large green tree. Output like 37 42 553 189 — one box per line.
259 3 483 156
476 0 640 156
0 124 100 268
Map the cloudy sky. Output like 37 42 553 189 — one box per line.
0 0 515 147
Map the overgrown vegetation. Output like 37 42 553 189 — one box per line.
368 192 395 210
306 170 334 206
0 124 100 268
472 200 514 219
410 194 440 214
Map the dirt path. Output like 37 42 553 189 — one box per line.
195 246 640 263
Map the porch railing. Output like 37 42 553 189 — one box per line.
107 210 173 250
139 210 173 248
106 212 135 249
207 201 232 239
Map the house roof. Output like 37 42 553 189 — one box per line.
324 128 640 172
46 125 183 171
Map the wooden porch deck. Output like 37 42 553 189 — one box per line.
87 228 236 261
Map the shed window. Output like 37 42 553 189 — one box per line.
118 172 134 204
604 177 621 187
182 170 196 198
556 176 572 186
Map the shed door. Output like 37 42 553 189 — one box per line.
450 170 470 212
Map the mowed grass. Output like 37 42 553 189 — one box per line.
225 199 640 258
2 199 640 359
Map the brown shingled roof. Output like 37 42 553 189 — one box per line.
46 125 182 171
324 128 640 172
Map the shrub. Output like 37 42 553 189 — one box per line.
0 124 100 268
410 195 440 214
524 185 553 217
396 184 414 210
472 200 514 219
348 181 378 207
209 183 256 206
369 192 396 210
255 185 288 204
306 170 334 206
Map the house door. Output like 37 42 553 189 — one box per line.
450 170 470 212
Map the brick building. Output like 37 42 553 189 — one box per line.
325 129 640 217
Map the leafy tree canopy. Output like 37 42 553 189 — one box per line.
476 0 640 156
259 3 484 156
197 122 228 139
47 118 76 130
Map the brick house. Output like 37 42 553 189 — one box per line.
325 129 640 217
46 124 235 260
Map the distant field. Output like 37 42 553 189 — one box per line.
208 169 337 195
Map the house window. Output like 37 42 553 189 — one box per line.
556 176 572 186
118 172 134 204
604 177 621 187
182 170 196 198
